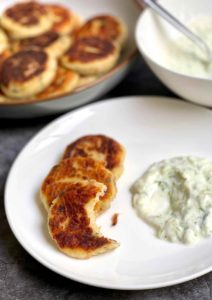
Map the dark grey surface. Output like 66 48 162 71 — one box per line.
1 56 212 300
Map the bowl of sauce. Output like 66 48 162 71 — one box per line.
135 0 212 106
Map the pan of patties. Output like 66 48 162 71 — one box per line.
0 0 140 118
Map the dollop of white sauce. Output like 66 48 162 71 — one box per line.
132 157 212 244
163 17 212 78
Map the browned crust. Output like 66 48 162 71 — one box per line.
0 50 47 86
5 1 48 26
18 31 59 50
64 37 115 63
63 135 125 178
48 182 110 250
45 4 75 33
75 15 122 43
43 181 73 207
41 156 116 212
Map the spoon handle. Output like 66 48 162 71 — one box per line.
142 0 212 60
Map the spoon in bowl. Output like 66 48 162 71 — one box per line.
139 0 212 62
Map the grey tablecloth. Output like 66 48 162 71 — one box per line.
1 56 211 300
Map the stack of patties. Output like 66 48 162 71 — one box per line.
40 135 125 259
0 1 80 100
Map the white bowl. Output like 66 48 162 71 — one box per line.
136 0 212 107
0 0 140 118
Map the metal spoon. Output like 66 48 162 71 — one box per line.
140 0 212 62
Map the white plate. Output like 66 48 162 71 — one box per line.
5 96 212 290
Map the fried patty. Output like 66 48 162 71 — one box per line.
46 4 79 34
1 1 53 39
5 1 47 26
75 15 128 47
40 157 116 213
48 180 119 259
1 50 47 85
0 50 57 98
61 37 119 75
63 135 125 179
14 31 71 58
17 31 59 49
36 67 79 100
64 37 115 62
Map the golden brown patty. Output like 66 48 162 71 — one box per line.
40 157 116 213
75 15 127 47
1 50 47 85
63 135 125 179
46 4 78 34
13 31 71 58
1 1 53 39
65 37 115 62
5 1 47 26
17 31 59 50
36 67 79 100
0 50 57 98
61 37 119 75
48 180 119 259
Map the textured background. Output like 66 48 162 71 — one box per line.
1 56 212 300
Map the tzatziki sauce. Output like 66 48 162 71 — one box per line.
163 17 212 78
132 156 212 244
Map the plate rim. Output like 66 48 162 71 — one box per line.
4 95 212 290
